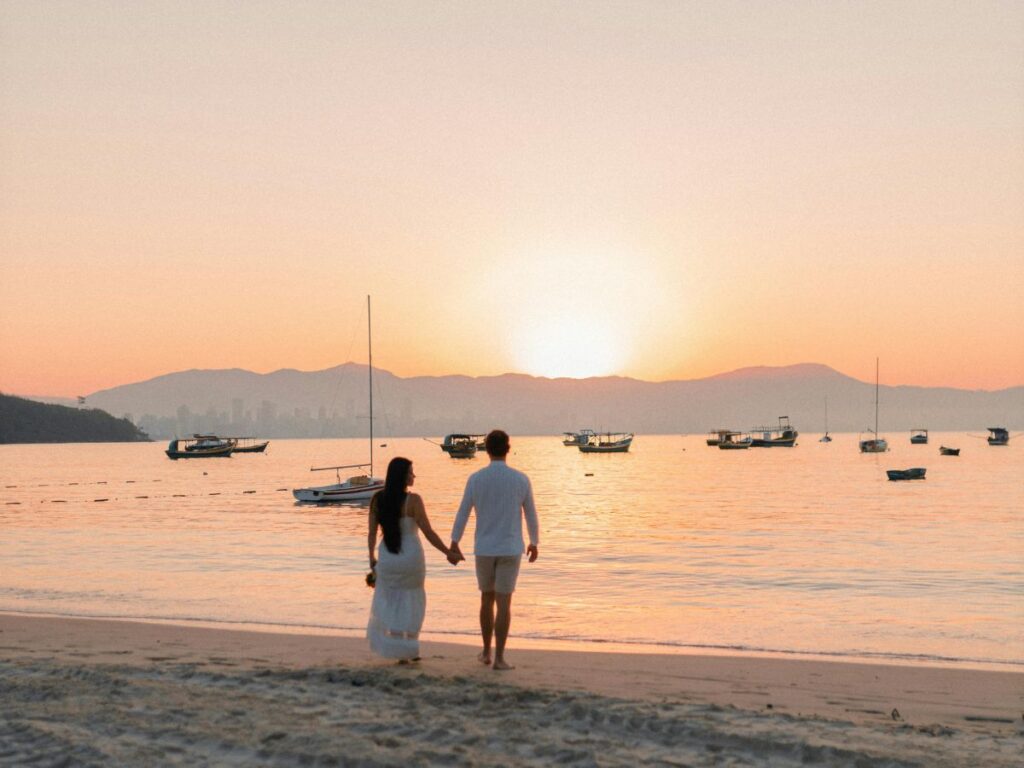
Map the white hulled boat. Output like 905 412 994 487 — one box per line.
859 358 888 453
293 296 384 503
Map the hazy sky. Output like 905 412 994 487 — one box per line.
2 1 1022 396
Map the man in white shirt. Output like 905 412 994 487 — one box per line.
450 429 539 670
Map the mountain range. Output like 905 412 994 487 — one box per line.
77 363 1022 440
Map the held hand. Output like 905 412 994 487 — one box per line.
447 541 465 565
527 544 538 563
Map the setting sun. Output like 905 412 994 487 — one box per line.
489 244 667 379
512 312 626 379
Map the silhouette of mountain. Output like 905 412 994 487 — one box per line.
73 363 1022 440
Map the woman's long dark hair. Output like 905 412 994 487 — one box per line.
374 457 412 555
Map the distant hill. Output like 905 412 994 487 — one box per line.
74 363 1023 440
0 393 151 444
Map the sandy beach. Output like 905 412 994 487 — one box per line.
0 613 1020 766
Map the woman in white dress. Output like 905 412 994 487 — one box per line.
366 457 455 661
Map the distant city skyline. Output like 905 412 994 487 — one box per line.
2 2 1022 396
71 361 1022 440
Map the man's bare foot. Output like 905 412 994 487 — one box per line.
492 659 515 671
477 651 492 665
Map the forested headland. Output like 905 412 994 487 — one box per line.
0 394 150 444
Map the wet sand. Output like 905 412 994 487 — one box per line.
1 613 1021 766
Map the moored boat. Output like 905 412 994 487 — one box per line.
750 416 798 447
987 427 1009 446
859 359 889 453
939 446 960 456
293 296 384 503
442 434 484 457
718 432 752 449
293 465 383 502
166 436 233 459
229 437 270 453
706 429 735 447
563 429 596 447
578 432 634 453
910 429 928 445
887 467 926 481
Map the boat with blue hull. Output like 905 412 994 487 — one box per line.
987 427 1009 446
750 416 798 447
887 468 926 481
165 436 233 459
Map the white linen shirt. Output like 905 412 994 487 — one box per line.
451 460 539 556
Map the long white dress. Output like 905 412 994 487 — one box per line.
367 515 426 659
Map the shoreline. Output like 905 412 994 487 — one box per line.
3 608 1020 674
2 613 1022 766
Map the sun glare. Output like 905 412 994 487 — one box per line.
513 315 626 379
491 245 657 379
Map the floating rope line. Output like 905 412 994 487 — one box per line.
9 488 301 505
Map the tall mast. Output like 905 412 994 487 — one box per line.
872 358 880 436
368 295 373 478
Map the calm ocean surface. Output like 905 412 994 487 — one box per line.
2 435 1021 670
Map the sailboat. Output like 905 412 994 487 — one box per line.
293 296 385 503
819 398 832 442
858 358 888 453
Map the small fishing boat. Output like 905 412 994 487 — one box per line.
750 416 798 447
578 432 634 453
939 446 960 456
987 427 1009 446
859 359 889 453
718 432 752 450
165 436 233 459
910 429 928 445
294 296 384 503
819 398 832 442
563 429 596 447
706 429 735 447
229 437 270 453
442 434 484 457
887 467 926 481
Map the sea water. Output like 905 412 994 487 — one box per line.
1 434 1021 670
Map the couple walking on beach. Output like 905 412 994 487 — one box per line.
366 430 540 670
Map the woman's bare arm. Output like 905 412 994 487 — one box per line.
367 497 379 568
412 494 450 557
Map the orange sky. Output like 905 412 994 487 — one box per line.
2 2 1022 396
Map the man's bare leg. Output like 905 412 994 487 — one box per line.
492 592 514 670
478 591 495 665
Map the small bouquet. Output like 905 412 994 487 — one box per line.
365 567 376 588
